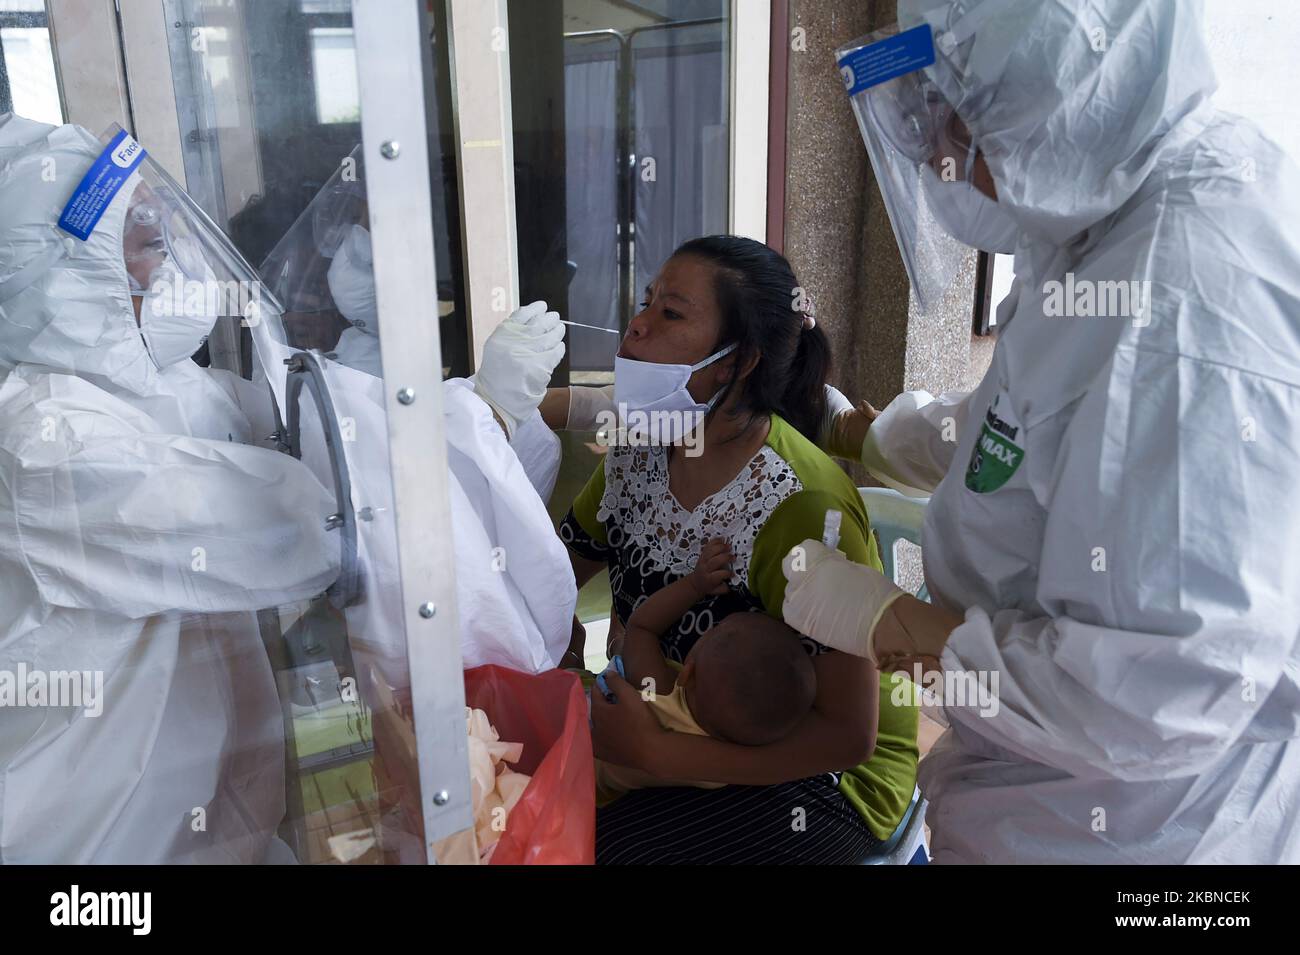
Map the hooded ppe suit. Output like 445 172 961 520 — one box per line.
255 154 574 678
0 116 340 863
861 0 1300 862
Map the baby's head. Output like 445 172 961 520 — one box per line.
679 613 817 746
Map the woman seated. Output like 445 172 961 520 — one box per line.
556 235 918 864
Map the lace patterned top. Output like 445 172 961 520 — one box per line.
560 414 919 840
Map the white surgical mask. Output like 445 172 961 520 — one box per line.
921 163 1019 254
613 342 737 443
327 224 378 334
135 258 219 369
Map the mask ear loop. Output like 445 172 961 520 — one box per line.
695 341 740 426
690 340 737 372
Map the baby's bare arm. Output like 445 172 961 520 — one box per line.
623 539 733 692
622 597 688 694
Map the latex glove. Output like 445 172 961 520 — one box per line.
819 384 854 450
819 384 880 461
464 705 532 862
496 770 530 814
781 539 907 666
565 384 617 431
473 301 565 439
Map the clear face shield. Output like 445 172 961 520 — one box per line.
312 178 370 260
837 23 1006 311
98 124 287 369
259 144 373 356
122 184 209 295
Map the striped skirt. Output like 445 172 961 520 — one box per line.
596 773 881 865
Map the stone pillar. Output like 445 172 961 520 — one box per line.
782 0 991 419
780 0 995 588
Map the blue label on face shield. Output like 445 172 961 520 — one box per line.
57 130 148 241
838 24 936 96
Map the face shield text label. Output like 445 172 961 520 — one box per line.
838 24 936 97
57 129 149 241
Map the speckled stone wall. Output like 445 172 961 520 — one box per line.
781 0 995 588
783 0 992 409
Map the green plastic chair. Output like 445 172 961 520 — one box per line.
859 486 931 603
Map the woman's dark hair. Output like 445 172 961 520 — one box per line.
672 235 830 443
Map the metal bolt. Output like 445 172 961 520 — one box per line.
418 602 437 619
397 387 416 405
324 513 344 530
432 790 450 806
381 140 401 160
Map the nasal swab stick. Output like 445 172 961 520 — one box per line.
560 320 620 335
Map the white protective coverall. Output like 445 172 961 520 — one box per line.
250 149 575 669
268 349 574 686
253 216 573 680
0 116 342 863
864 0 1300 862
324 223 383 378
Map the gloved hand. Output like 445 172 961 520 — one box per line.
565 384 617 431
781 539 907 666
819 385 854 451
819 384 880 461
473 301 565 440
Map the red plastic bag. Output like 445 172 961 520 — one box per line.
464 664 595 865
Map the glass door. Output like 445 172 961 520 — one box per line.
508 0 739 657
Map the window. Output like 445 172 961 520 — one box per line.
507 0 733 654
0 0 62 125
310 27 360 124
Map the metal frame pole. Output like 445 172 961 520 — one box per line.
352 0 471 861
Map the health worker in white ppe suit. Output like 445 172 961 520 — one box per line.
782 0 1300 864
325 222 383 378
257 155 576 678
0 115 343 863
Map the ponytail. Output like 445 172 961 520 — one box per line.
781 320 831 442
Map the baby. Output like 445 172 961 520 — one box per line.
592 538 817 805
